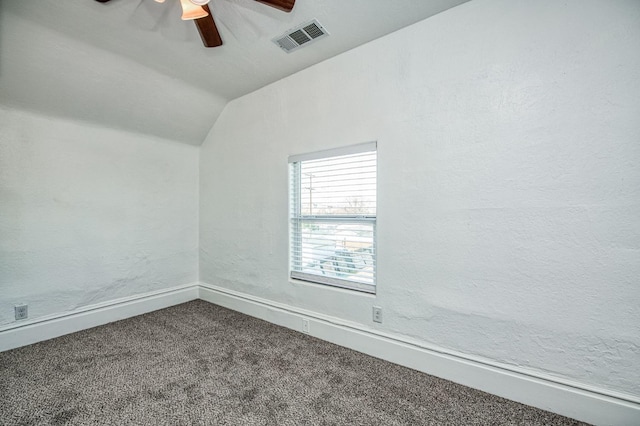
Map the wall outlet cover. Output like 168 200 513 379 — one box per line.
15 304 28 320
373 306 383 323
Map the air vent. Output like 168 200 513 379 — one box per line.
273 19 328 53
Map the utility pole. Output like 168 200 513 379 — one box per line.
303 172 314 215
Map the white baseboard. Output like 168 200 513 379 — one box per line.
0 283 199 352
198 282 640 426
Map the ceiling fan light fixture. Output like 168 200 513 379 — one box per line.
179 0 208 20
189 0 211 5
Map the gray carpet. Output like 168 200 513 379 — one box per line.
0 300 587 425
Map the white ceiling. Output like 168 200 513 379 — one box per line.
0 0 469 145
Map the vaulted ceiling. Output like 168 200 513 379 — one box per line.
0 0 469 145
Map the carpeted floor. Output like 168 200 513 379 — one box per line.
0 300 587 425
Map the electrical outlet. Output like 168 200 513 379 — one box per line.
302 318 310 334
15 304 28 321
373 306 383 323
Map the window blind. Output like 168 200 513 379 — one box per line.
289 143 377 293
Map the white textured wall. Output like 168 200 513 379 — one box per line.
200 0 640 397
0 107 199 326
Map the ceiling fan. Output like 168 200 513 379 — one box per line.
94 0 296 48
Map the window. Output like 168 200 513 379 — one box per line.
289 142 377 293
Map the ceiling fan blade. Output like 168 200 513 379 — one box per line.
194 5 223 48
254 0 295 13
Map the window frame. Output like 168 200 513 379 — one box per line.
288 142 377 294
